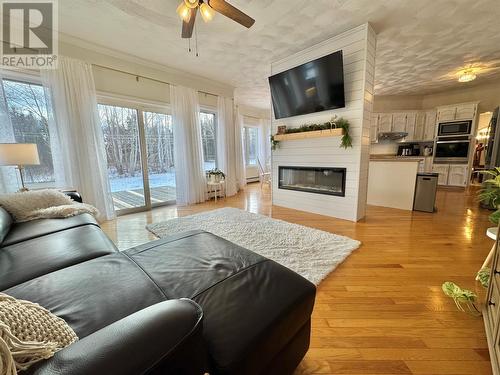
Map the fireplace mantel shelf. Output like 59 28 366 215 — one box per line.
273 128 344 141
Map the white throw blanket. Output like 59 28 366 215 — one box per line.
0 189 99 222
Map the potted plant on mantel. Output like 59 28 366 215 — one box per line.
206 168 226 183
271 116 352 150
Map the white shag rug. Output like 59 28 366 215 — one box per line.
146 207 361 285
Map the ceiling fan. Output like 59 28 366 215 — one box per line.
176 0 255 38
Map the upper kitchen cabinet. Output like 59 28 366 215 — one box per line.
437 102 478 122
370 113 379 144
424 110 437 140
455 103 477 120
405 113 417 141
392 113 407 133
378 113 393 133
413 112 426 141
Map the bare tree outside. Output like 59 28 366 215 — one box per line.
2 79 55 186
200 112 216 170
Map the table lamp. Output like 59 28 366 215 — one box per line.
0 143 40 192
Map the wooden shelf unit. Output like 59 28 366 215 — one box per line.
273 128 344 141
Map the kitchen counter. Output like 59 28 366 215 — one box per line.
367 159 420 210
370 155 427 162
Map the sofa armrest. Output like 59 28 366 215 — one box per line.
28 299 208 375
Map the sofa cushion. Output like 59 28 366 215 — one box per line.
125 230 316 374
1 213 98 247
0 224 118 290
5 253 166 338
0 207 12 244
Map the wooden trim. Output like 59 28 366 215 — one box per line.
273 128 344 141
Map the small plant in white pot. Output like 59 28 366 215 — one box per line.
206 168 226 183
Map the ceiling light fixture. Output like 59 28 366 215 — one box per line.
200 3 215 22
176 0 255 39
176 2 191 22
458 70 477 83
184 0 199 9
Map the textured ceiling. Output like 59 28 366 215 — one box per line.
58 0 500 109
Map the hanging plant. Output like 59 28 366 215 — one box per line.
270 135 280 150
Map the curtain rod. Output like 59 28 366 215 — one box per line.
91 63 219 98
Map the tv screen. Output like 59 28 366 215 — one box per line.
268 51 345 119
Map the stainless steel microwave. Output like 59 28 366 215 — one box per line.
437 120 472 137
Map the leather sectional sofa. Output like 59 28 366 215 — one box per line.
0 206 316 374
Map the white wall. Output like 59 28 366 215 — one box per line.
374 79 500 114
59 37 233 107
271 24 376 222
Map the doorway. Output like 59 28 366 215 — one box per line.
98 102 176 214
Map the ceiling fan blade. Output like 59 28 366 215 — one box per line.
208 0 255 28
181 8 197 38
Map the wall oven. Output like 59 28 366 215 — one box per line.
434 136 471 163
437 120 472 136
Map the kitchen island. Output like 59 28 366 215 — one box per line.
367 156 423 210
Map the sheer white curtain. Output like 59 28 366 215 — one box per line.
234 108 246 190
171 85 206 205
0 72 19 193
216 96 239 196
258 118 271 173
40 56 115 220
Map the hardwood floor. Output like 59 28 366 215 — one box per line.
101 183 494 375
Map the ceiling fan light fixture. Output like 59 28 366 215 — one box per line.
184 0 199 9
458 70 477 83
176 2 191 21
200 3 215 22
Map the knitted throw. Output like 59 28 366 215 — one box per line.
0 294 78 375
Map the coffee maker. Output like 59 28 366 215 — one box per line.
397 144 420 156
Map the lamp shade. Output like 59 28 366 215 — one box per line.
0 143 40 166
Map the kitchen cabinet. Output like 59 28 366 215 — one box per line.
447 164 469 187
437 103 477 122
424 110 437 140
431 163 469 187
432 164 450 186
370 113 379 144
378 113 393 133
437 107 456 122
392 113 407 133
414 112 426 141
405 113 417 141
455 103 477 120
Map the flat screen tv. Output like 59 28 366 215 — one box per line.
268 50 345 119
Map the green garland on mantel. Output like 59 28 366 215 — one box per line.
271 116 352 150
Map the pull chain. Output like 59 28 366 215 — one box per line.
195 22 199 57
188 38 191 53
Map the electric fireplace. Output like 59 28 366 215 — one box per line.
278 166 346 197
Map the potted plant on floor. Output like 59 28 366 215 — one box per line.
206 168 225 183
441 167 500 313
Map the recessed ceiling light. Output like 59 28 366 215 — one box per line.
458 70 477 83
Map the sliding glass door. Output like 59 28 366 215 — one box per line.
143 111 176 205
98 103 175 214
99 104 146 211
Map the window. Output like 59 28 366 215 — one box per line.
200 111 216 171
243 126 258 166
2 78 55 188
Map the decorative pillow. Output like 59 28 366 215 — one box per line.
0 293 78 375
0 190 82 222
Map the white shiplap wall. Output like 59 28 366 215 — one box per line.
271 24 376 222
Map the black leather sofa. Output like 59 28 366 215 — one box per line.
0 206 316 374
